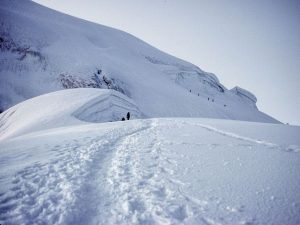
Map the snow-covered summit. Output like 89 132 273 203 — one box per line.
0 0 279 123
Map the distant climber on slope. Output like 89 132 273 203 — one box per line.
127 112 131 120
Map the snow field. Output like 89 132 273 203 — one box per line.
0 89 299 225
106 119 196 224
106 118 300 224
0 118 300 224
0 121 149 224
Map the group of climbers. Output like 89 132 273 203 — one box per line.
121 89 231 123
121 112 130 121
189 89 227 107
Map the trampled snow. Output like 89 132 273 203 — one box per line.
0 89 299 225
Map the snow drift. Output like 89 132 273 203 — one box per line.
0 88 141 140
0 0 279 123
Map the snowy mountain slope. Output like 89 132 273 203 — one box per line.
0 88 142 141
0 0 279 123
0 117 299 225
0 92 298 224
1 1 298 225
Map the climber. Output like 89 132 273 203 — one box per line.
127 112 131 120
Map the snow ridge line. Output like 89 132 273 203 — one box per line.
194 123 300 153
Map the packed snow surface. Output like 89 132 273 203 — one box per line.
0 0 279 123
0 91 299 224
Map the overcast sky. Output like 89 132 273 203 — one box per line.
34 0 300 125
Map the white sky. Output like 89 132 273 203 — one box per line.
34 0 300 125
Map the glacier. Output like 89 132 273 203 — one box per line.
0 0 278 123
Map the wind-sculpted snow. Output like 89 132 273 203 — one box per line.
0 0 279 123
0 118 299 225
73 91 142 123
230 86 257 106
0 88 141 140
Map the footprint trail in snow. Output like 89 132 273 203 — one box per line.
0 118 300 225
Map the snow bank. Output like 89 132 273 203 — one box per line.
0 88 141 140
